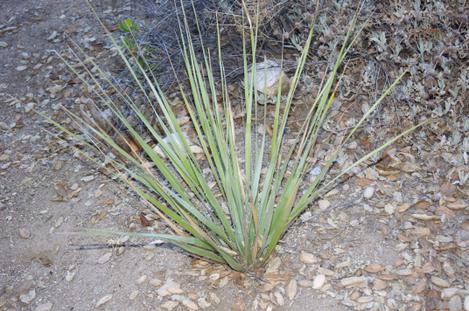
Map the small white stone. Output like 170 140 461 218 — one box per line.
347 141 358 149
318 199 330 210
189 145 203 154
384 204 395 215
300 211 312 222
312 274 326 289
310 166 322 177
464 296 469 311
441 288 459 299
24 102 35 113
209 292 220 304
363 187 375 199
19 228 31 239
47 31 58 41
182 299 199 310
54 216 64 228
81 175 95 182
65 270 76 282
449 296 462 311
129 290 139 300
16 65 28 71
197 297 211 308
19 289 36 304
136 275 147 284
157 279 183 297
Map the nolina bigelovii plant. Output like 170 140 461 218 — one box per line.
49 3 428 272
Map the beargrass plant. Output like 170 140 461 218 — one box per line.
49 3 427 272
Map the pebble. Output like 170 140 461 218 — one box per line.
197 297 211 308
16 65 28 71
318 199 331 210
182 298 199 310
448 295 462 311
149 278 161 287
25 102 35 113
157 279 183 297
340 276 366 288
347 141 358 149
442 288 460 299
34 302 52 311
300 211 313 222
431 276 450 288
209 292 220 304
299 251 319 264
81 175 95 182
0 41 8 48
0 121 9 130
363 187 375 199
19 288 36 304
54 216 64 228
189 145 203 154
464 296 469 311
97 252 112 264
209 273 220 281
384 204 395 215
47 31 58 41
65 270 76 282
136 275 147 284
129 290 139 300
19 228 31 239
96 294 112 307
312 274 326 289
274 290 285 306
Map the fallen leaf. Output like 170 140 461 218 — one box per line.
373 279 387 290
139 213 151 227
286 279 297 299
446 200 467 210
340 276 366 288
411 214 439 221
364 263 384 273
96 294 112 308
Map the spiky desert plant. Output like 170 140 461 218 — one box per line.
49 3 427 272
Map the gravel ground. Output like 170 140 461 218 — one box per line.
0 1 467 310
